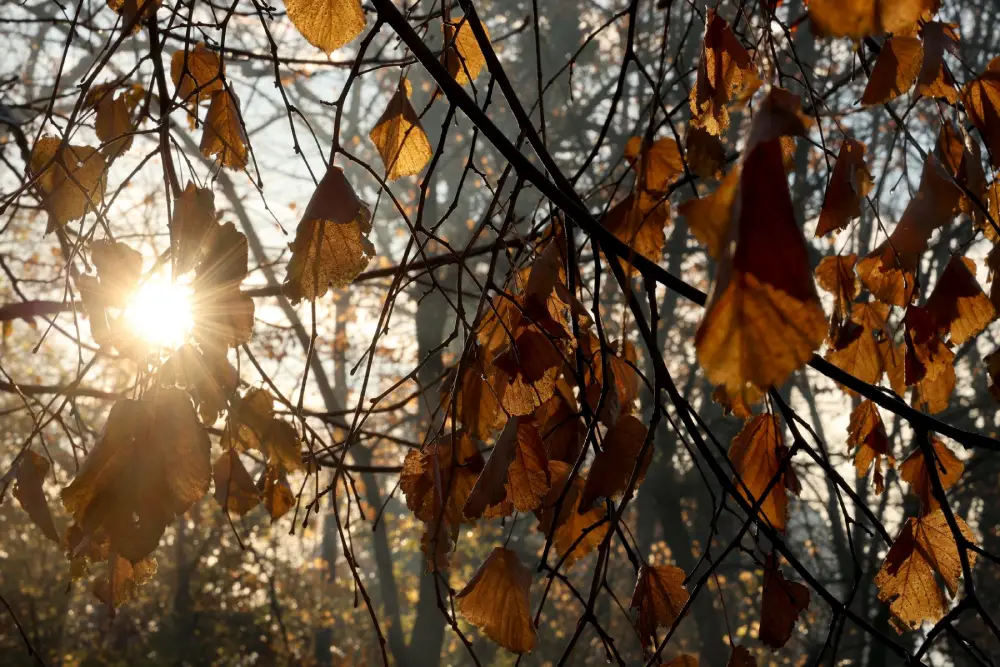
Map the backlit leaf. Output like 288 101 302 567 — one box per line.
899 437 963 512
29 137 107 228
285 0 366 54
759 553 810 649
456 547 537 653
630 564 690 648
13 450 60 543
369 80 432 180
848 400 894 494
444 18 487 85
815 139 872 237
580 414 651 509
861 36 923 105
689 9 754 136
200 88 248 170
213 450 262 515
728 414 794 532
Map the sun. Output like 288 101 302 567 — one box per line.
123 272 194 349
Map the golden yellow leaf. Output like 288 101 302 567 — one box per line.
444 18 488 85
925 256 996 345
200 89 248 170
283 165 375 302
213 450 262 515
630 564 690 648
29 137 107 228
809 0 939 39
369 80 432 180
678 167 739 260
875 510 976 632
259 464 294 520
285 0 366 54
728 414 795 532
171 43 225 105
456 547 537 653
689 9 754 136
825 323 883 393
861 36 923 105
899 437 963 512
847 400 894 494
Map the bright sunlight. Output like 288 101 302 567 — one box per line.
123 272 194 349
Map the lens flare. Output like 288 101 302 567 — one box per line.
123 273 194 349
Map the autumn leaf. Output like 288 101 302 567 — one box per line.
171 43 225 106
91 238 143 306
401 432 484 527
815 254 860 333
200 88 248 170
283 165 375 302
602 191 671 265
456 547 537 653
29 136 107 228
689 9 754 136
924 256 995 345
696 90 826 396
13 450 60 543
727 646 757 667
106 0 160 31
93 86 143 159
825 322 883 392
625 136 684 194
728 414 795 532
534 387 585 464
259 465 294 521
170 182 218 276
579 414 651 509
815 139 872 237
685 126 725 180
808 0 939 39
759 553 810 650
93 554 157 610
370 80 432 180
160 343 238 424
847 400 894 494
862 37 923 105
463 417 550 518
663 656 698 667
61 389 211 562
899 437 963 512
986 349 1000 401
916 23 959 103
711 383 761 419
875 510 976 632
213 450 262 515
221 389 303 472
903 307 956 414
444 17 487 85
857 202 931 307
962 57 1000 169
678 167 739 259
284 0 366 54
535 461 608 565
630 564 690 648
421 524 454 573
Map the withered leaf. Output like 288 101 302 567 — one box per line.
602 191 671 265
535 461 608 565
630 564 690 648
825 322 883 393
370 80 432 180
170 181 217 276
171 43 225 105
106 0 161 31
815 139 872 237
925 256 995 345
759 554 810 649
200 88 248 170
401 432 483 527
861 36 923 105
962 57 1000 169
13 450 60 543
29 137 107 228
678 167 739 260
221 388 303 472
285 0 366 54
213 450 262 515
809 0 940 39
686 125 726 180
444 18 488 85
61 389 211 562
456 547 537 653
283 165 375 302
916 23 959 103
728 414 794 532
815 254 860 329
464 417 550 518
258 465 294 521
875 510 976 632
727 646 757 667
711 383 761 419
580 414 651 509
848 400 894 494
93 554 157 609
899 437 963 512
160 343 237 425
625 136 684 193
689 9 754 136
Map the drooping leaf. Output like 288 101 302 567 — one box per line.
93 554 157 609
861 36 923 105
875 510 976 632
170 181 218 276
847 400 894 494
443 17 488 85
535 461 607 565
916 23 960 103
369 80 432 180
401 432 484 527
689 9 754 136
924 255 995 345
213 450 262 515
171 43 225 106
815 254 860 332
160 344 238 425
200 88 248 170
464 417 550 518
283 165 375 302
29 137 107 228
808 0 940 39
685 125 726 180
630 564 690 648
284 0 366 54
728 414 795 532
13 450 60 543
815 139 872 237
221 388 303 472
759 553 810 649
456 547 537 654
258 465 295 521
899 437 963 512
962 57 1000 169
624 136 684 193
678 167 739 260
580 414 651 509
61 389 211 562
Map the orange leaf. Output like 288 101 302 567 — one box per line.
815 254 860 330
369 80 432 180
580 414 651 509
170 43 224 105
13 450 60 543
689 9 754 136
401 432 483 527
464 417 550 518
815 139 872 237
962 57 1000 169
861 36 923 105
924 256 995 345
443 17 488 85
213 450 262 515
916 23 960 103
899 437 963 512
630 564 690 648
678 167 739 260
535 461 608 565
759 553 810 649
847 400 895 494
456 547 537 653
200 89 248 170
625 136 684 193
809 0 939 39
728 414 794 532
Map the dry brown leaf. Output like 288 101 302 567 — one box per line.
815 139 873 237
862 36 923 105
630 564 690 648
464 417 550 518
689 9 754 136
200 88 248 170
857 204 931 307
602 191 671 265
170 181 218 276
170 43 224 105
61 389 211 562
686 125 725 180
625 136 684 193
809 0 940 39
962 57 1000 169
875 510 976 632
283 165 375 302
727 646 757 667
678 167 739 260
899 437 963 512
284 0 365 54
728 414 794 532
456 547 537 653
711 384 761 419
29 137 107 228
662 656 698 667
420 524 454 573
759 553 810 649
370 80 432 180
848 400 895 494
160 343 238 425
401 432 484 527
94 87 142 159
106 0 161 31
444 18 488 85
221 389 303 472
213 450 262 515
825 322 883 393
580 414 651 509
258 465 294 521
93 554 157 609
13 450 60 543
925 256 995 345
696 91 826 396
916 23 960 103
815 254 860 331
534 388 585 464
535 461 608 565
